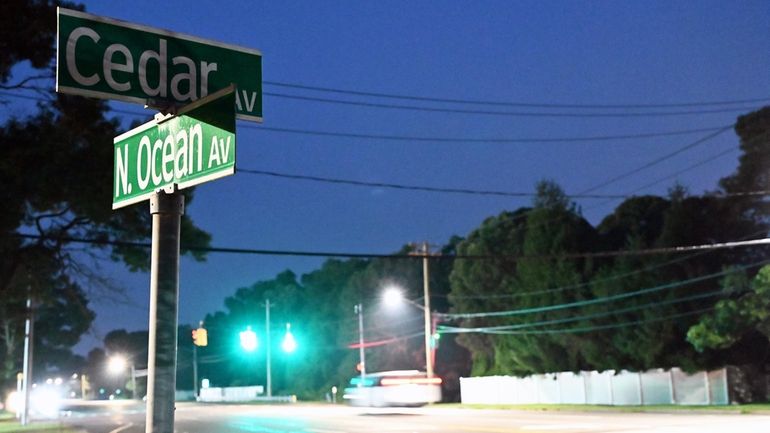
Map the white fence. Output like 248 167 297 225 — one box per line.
198 385 264 402
197 385 296 403
460 368 729 406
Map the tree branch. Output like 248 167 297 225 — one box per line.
0 74 53 90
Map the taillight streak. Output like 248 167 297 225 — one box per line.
380 377 442 386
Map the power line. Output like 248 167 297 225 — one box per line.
249 124 734 144
264 80 770 109
444 226 770 302
265 91 760 118
0 89 739 145
15 233 770 261
445 308 713 335
441 289 725 333
626 145 741 195
440 259 768 319
241 163 766 201
240 168 629 199
578 126 733 194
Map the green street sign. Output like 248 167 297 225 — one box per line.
57 8 262 122
112 86 236 209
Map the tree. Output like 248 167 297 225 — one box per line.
449 181 598 375
687 266 770 352
0 0 211 390
719 107 770 230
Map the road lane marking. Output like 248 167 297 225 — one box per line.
108 422 134 433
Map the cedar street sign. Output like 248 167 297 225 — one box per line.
56 8 262 122
112 86 236 209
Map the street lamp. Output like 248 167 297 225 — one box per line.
354 303 365 386
107 355 136 399
382 286 436 378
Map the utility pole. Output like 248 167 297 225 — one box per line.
145 190 183 433
412 242 434 378
265 299 272 398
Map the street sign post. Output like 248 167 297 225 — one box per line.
56 9 257 433
57 8 262 121
112 85 236 210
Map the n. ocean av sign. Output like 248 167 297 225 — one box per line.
113 86 236 209
57 8 262 122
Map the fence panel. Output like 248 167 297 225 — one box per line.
585 371 613 405
641 369 672 405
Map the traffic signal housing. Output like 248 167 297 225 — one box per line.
192 327 208 346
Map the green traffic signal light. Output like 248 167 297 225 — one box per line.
281 323 297 353
239 326 258 352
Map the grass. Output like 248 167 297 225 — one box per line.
437 403 770 414
0 412 80 433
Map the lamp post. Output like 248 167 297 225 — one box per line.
383 283 436 378
107 355 137 399
354 303 365 385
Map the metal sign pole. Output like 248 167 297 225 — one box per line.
145 190 184 433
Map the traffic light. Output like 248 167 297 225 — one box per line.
281 323 297 353
192 327 208 347
239 326 258 352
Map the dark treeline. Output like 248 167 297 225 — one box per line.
186 107 770 400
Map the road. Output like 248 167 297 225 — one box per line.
53 401 770 433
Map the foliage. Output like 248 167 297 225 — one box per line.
195 241 470 400
685 107 770 356
448 164 770 375
0 0 211 391
687 266 770 351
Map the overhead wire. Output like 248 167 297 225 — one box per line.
248 124 733 144
265 92 760 118
441 289 727 333
15 233 770 262
440 258 769 319
264 80 770 109
0 90 739 145
577 126 733 194
452 308 714 335
444 226 770 301
239 168 629 199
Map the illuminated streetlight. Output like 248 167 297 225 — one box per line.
107 356 127 375
382 284 436 377
107 355 136 399
382 286 404 308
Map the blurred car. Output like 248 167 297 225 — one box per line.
343 370 441 407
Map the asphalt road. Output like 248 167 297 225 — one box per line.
53 401 770 433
